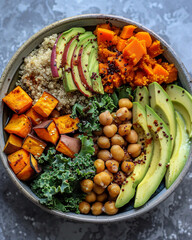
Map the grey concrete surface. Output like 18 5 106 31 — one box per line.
0 0 192 239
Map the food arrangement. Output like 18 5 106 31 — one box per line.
2 22 192 216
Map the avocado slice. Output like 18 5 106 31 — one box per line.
165 111 191 189
135 86 149 108
165 84 192 138
55 27 85 79
115 102 153 208
149 82 176 151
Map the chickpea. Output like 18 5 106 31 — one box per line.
118 123 132 136
94 171 112 188
121 161 135 174
116 107 132 121
79 201 91 214
119 98 133 109
113 171 126 185
97 150 112 161
85 191 97 203
93 129 103 136
125 130 138 144
110 145 125 162
50 109 60 118
96 192 108 202
91 202 103 216
106 160 119 173
111 134 125 146
104 201 118 215
80 179 93 193
105 170 114 182
103 124 117 138
122 152 131 161
93 183 105 195
112 112 122 124
107 183 121 198
127 144 142 158
99 111 113 126
97 136 110 149
94 159 105 173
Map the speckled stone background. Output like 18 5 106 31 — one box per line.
0 0 192 239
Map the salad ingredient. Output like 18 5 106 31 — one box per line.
91 202 103 215
26 108 45 126
99 111 113 126
32 91 59 118
53 115 79 134
2 86 33 114
165 84 192 137
106 160 119 173
94 159 105 173
116 102 153 208
127 143 142 158
4 114 32 138
125 129 138 143
103 124 117 138
85 192 97 203
165 112 190 189
97 136 110 149
118 98 133 109
33 120 59 145
108 183 121 198
3 134 22 155
96 192 108 202
104 201 118 215
116 107 131 121
22 134 47 158
120 25 136 39
97 28 115 45
135 32 152 48
121 161 134 174
113 171 126 185
80 179 94 193
134 105 172 208
134 86 149 108
79 201 91 214
56 135 81 158
94 171 112 188
30 154 42 174
93 183 105 195
97 150 112 161
148 40 163 58
149 82 176 151
110 145 125 162
111 134 125 146
118 123 132 136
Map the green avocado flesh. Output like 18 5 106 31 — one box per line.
134 105 172 208
166 84 192 138
56 27 85 79
149 82 176 152
135 86 149 108
115 102 153 208
165 111 190 189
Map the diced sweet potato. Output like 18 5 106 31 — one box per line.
8 149 29 175
32 91 59 118
116 39 127 52
135 32 152 48
25 108 45 126
4 114 32 138
33 120 59 145
2 86 33 114
22 134 47 158
120 25 136 39
53 115 79 134
3 134 23 155
97 28 115 45
56 135 81 158
30 154 41 174
153 64 169 77
148 40 164 58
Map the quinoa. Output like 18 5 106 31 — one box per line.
17 34 87 114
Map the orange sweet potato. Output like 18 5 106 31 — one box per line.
32 91 59 118
4 114 32 138
161 62 178 83
2 86 33 114
120 25 136 39
148 40 163 58
53 115 79 134
135 32 152 48
33 120 59 145
97 28 115 45
25 108 45 126
116 39 127 52
153 64 169 77
56 135 81 158
30 154 41 174
22 134 47 158
4 134 23 155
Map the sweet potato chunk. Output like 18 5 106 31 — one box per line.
135 32 152 48
32 92 59 118
25 108 45 126
4 114 32 138
30 154 41 174
97 28 115 45
53 115 79 134
153 64 169 77
8 149 29 175
56 135 81 158
116 39 127 52
22 134 47 158
120 25 136 39
2 86 33 114
4 134 23 155
148 40 163 58
33 120 59 145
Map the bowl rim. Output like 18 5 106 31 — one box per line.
0 13 192 223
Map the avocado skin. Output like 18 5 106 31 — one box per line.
149 82 176 152
166 84 192 138
134 105 172 208
135 86 149 108
115 102 153 208
165 111 191 189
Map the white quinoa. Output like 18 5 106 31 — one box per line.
17 34 87 114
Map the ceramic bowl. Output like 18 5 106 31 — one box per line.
0 14 192 223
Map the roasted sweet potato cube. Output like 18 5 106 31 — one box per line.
153 64 169 77
25 108 45 126
4 134 23 155
2 86 33 114
30 154 41 174
22 134 47 158
53 115 79 134
120 25 136 39
33 120 59 145
32 92 59 117
4 114 32 138
8 149 30 175
148 40 163 58
56 135 81 158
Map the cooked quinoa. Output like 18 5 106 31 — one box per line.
17 34 87 114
